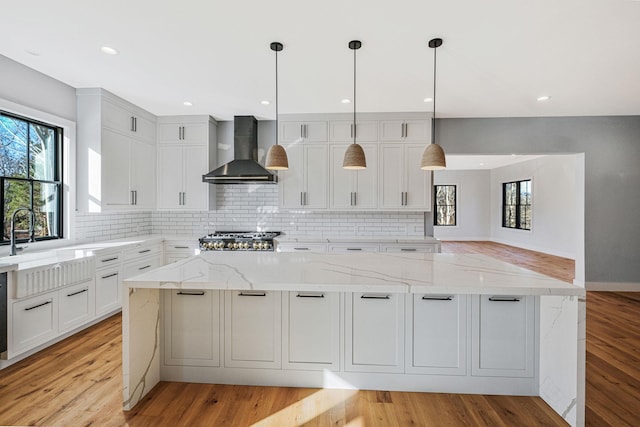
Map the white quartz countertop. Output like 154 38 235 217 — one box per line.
0 262 18 274
124 252 584 297
274 236 440 244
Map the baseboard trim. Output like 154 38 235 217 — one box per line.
586 282 640 292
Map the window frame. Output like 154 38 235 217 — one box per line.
1 109 65 245
433 184 457 227
502 179 532 231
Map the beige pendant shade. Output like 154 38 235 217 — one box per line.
265 143 289 170
343 143 367 170
420 143 446 170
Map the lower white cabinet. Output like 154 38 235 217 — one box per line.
225 290 282 369
58 280 95 333
276 243 327 253
381 243 439 254
406 294 467 375
163 240 199 264
345 292 404 373
283 291 340 371
472 295 535 378
328 243 379 253
95 268 121 316
12 292 59 354
163 289 221 367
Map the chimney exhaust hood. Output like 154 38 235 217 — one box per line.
202 116 277 184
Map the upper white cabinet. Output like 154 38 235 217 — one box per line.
329 120 378 142
156 116 217 210
279 142 328 209
379 143 432 211
279 121 328 143
77 88 157 212
329 143 378 209
379 119 429 142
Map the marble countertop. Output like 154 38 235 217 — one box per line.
0 262 18 274
274 236 441 244
124 251 584 297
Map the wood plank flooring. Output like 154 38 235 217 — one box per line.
0 242 637 426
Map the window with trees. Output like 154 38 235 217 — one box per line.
434 185 456 226
1 111 63 245
502 179 531 230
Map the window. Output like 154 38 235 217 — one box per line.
434 185 456 226
1 111 63 244
502 179 531 230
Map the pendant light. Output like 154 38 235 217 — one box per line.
265 41 289 170
421 38 446 170
343 40 366 170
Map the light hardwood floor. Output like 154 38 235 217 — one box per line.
0 242 637 426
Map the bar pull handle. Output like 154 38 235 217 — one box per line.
101 273 118 279
238 292 267 297
300 192 304 206
131 116 135 132
25 300 52 311
138 249 151 254
400 248 417 252
361 294 390 300
422 295 453 301
300 124 304 138
304 124 308 138
177 291 205 296
181 126 185 140
296 292 325 298
488 296 521 302
174 246 189 249
101 257 119 263
131 190 135 205
346 248 362 251
67 288 89 297
138 265 152 270
294 247 310 251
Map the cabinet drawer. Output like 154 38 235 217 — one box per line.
96 268 121 315
95 250 123 271
381 244 439 253
123 255 163 279
276 243 327 253
12 293 58 354
328 244 379 253
124 243 162 261
58 281 94 332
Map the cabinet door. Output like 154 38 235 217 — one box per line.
472 295 535 378
181 122 208 145
95 269 121 315
158 123 183 143
59 281 94 332
101 129 132 207
164 289 220 367
381 244 438 253
345 292 404 373
328 244 379 253
182 145 208 210
378 144 404 209
404 144 431 210
132 114 156 143
13 293 58 354
407 294 466 375
403 120 429 141
280 121 306 143
157 146 184 209
302 144 328 209
279 142 305 208
379 120 405 141
130 141 156 209
102 99 135 134
329 120 378 142
283 291 340 370
353 143 378 208
225 290 281 369
329 144 356 209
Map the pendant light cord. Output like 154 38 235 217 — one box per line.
353 43 357 146
431 42 437 145
275 47 279 146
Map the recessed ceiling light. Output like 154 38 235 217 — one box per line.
537 95 551 102
261 100 270 105
341 99 351 104
101 46 118 55
479 162 485 166
183 101 193 107
423 97 433 103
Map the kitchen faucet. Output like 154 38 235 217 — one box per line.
10 207 36 256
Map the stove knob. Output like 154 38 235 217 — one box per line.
208 242 215 249
243 242 249 249
215 242 222 249
226 242 233 249
253 242 259 250
262 242 269 250
234 243 240 249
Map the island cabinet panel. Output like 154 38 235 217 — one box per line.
163 290 221 367
345 292 404 373
283 291 340 371
225 290 282 369
406 294 467 375
472 295 535 378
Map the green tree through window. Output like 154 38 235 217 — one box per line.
434 185 456 226
502 180 531 230
1 111 63 244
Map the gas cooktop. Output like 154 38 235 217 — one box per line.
199 231 281 251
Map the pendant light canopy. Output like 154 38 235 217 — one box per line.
343 40 366 170
421 38 446 171
265 41 289 170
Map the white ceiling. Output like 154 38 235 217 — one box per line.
1 0 640 121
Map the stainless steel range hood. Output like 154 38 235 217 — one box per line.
202 116 277 184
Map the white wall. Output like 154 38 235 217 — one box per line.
490 155 579 259
433 170 490 240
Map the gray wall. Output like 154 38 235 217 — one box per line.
0 55 76 121
438 116 640 283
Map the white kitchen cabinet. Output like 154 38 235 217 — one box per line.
472 295 535 378
345 292 404 373
283 291 340 371
12 292 58 354
406 294 467 375
158 120 208 145
163 289 221 367
123 242 163 279
95 268 121 316
279 121 328 143
329 120 378 142
379 143 432 210
380 243 440 253
164 240 199 264
276 243 328 253
279 142 328 209
77 88 157 212
58 280 95 333
328 243 379 253
329 143 378 209
225 290 282 369
379 119 429 142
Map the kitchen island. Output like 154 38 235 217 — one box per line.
124 251 585 426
